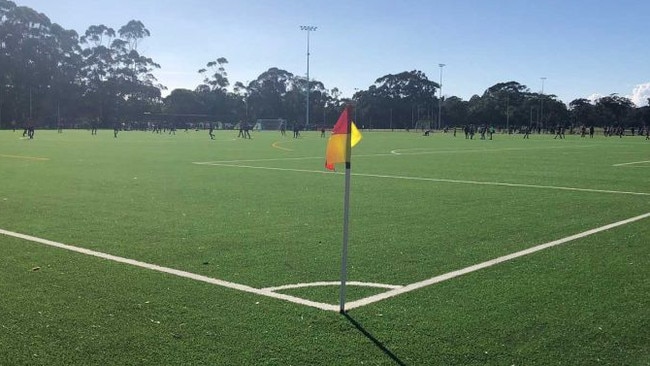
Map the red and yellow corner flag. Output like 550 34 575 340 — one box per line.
325 105 362 170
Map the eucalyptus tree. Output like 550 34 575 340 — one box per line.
539 95 568 127
198 57 229 91
569 98 596 127
111 40 162 120
0 1 82 126
358 70 438 129
79 24 117 123
118 20 150 51
47 23 84 124
283 77 306 123
322 87 342 126
80 20 161 125
595 94 635 126
441 96 468 127
232 81 248 121
466 94 491 126
481 82 530 128
629 100 650 129
196 57 239 122
164 88 203 115
246 67 295 121
284 77 326 125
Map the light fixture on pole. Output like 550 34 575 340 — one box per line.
437 63 445 130
300 25 317 129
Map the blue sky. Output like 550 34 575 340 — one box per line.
14 0 650 106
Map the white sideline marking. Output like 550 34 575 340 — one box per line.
389 145 594 156
0 229 337 312
613 160 650 167
343 212 650 311
0 154 49 161
2 212 649 312
193 162 650 197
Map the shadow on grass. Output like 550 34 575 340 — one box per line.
342 312 408 365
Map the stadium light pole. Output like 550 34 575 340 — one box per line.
300 25 317 129
437 63 445 130
353 88 359 124
506 95 510 133
540 77 546 131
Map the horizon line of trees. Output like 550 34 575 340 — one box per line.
2 1 649 131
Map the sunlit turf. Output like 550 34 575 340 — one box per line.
1 128 648 365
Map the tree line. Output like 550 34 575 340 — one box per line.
2 1 649 131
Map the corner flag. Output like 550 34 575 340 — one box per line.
325 105 362 171
325 104 363 313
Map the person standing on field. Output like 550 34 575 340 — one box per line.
243 122 252 139
554 124 563 139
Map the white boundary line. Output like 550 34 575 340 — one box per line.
612 160 650 167
344 212 650 310
0 154 49 161
389 145 595 156
196 144 596 165
0 228 338 312
2 212 649 312
193 162 650 197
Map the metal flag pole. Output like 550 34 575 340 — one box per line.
339 106 354 313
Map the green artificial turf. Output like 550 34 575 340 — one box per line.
1 128 648 365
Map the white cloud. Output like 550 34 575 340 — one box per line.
628 82 650 107
586 93 603 103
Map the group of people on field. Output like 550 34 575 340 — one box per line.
11 118 650 142
21 123 35 139
431 123 650 141
460 125 496 140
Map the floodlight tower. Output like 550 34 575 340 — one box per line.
353 88 359 124
300 25 317 129
540 77 546 130
437 63 445 130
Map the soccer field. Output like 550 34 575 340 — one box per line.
1 128 648 365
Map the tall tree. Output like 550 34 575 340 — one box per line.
80 20 161 125
198 57 229 92
595 94 635 126
360 70 439 129
246 67 295 121
569 98 595 126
